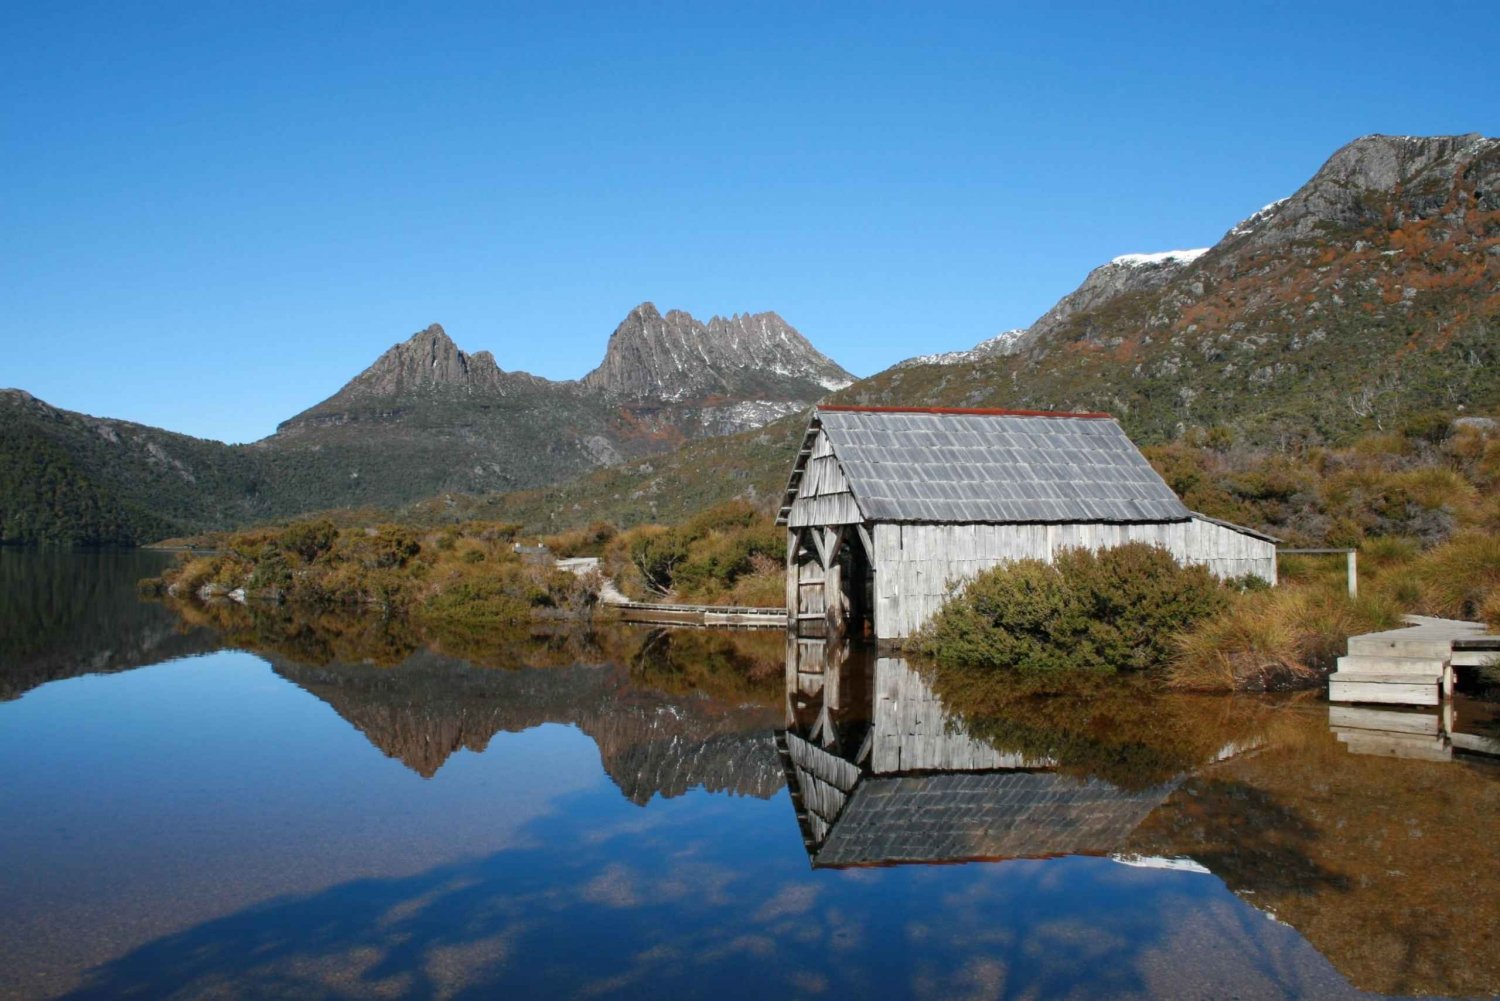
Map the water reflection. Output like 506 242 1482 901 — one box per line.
1328 701 1500 762
272 646 784 799
780 637 1180 867
781 637 1500 997
4 553 1499 999
0 548 215 699
0 552 787 802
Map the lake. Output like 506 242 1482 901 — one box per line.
1 549 1497 1000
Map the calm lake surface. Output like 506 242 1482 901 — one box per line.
2 550 1497 1000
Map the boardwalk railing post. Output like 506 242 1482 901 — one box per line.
1347 549 1358 599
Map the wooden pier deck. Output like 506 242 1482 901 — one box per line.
1330 615 1500 706
554 557 787 628
606 599 787 628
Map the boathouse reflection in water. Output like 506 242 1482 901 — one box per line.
777 635 1500 997
779 637 1193 868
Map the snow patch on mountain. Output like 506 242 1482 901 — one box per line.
1110 248 1209 267
899 328 1026 368
1227 198 1290 238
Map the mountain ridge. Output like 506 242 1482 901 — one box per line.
463 132 1498 534
864 132 1498 443
1 303 851 544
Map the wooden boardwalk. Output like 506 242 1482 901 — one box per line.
606 600 787 628
554 557 787 628
1330 615 1500 706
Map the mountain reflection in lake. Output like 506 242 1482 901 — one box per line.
1 551 1497 1000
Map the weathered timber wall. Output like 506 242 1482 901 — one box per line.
788 430 862 527
871 518 1276 640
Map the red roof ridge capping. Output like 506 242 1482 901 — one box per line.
817 404 1114 419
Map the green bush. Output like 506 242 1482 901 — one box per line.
278 519 338 563
605 500 787 603
914 543 1229 679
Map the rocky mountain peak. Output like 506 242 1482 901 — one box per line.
900 328 1027 368
275 323 529 435
1314 133 1491 192
581 303 854 402
910 132 1497 368
351 323 503 394
1010 249 1207 353
1220 132 1497 251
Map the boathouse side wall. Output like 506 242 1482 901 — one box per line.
869 518 1276 640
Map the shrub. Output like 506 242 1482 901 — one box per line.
604 501 786 603
622 525 688 597
914 543 1229 679
278 519 338 563
1483 591 1500 633
542 520 617 557
174 556 223 595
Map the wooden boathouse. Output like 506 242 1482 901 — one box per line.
776 406 1277 642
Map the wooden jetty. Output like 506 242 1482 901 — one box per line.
607 599 787 628
553 556 786 628
1329 615 1500 706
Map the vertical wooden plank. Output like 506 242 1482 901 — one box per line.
792 528 804 615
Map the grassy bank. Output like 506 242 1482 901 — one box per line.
151 518 600 633
542 500 785 606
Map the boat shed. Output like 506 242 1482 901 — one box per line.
775 406 1277 641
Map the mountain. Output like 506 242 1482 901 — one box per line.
898 328 1026 368
857 133 1499 443
0 389 278 544
583 303 852 402
1 305 849 544
261 322 621 509
464 133 1499 533
8 134 1495 545
261 307 850 511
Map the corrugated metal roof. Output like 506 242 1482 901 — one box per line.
812 408 1190 524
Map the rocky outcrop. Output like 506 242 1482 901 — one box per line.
862 133 1499 445
582 303 853 402
1217 133 1497 252
274 324 552 435
900 328 1026 367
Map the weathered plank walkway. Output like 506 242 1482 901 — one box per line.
554 557 787 628
1330 615 1500 706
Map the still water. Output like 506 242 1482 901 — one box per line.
1 550 1497 1000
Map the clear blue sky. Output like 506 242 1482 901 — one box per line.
4 1 1495 443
